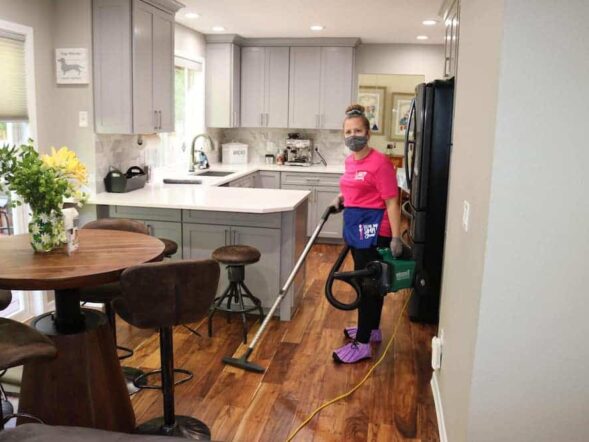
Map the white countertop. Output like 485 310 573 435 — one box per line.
89 163 343 214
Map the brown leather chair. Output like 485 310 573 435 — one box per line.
208 245 264 343
114 259 219 439
0 290 57 430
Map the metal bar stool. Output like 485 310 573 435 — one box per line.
0 290 57 429
81 218 181 394
208 245 264 343
114 259 220 439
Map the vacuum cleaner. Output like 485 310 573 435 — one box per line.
222 205 416 373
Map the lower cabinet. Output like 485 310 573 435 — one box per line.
143 220 183 259
255 171 280 189
281 184 342 239
183 222 281 309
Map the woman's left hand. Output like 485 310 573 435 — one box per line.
390 237 403 257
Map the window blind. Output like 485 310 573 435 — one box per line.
0 31 27 121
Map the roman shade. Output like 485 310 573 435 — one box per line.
0 31 27 121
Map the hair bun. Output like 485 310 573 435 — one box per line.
345 104 365 116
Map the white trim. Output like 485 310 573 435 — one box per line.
431 371 449 442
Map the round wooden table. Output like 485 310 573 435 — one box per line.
0 230 164 432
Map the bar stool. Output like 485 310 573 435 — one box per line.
0 194 12 236
0 290 13 421
114 259 220 439
0 290 57 429
208 245 264 344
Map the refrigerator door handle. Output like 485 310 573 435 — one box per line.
405 98 416 189
401 200 413 220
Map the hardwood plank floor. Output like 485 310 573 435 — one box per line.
116 243 439 441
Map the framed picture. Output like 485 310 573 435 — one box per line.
390 93 414 141
358 86 386 135
55 48 89 84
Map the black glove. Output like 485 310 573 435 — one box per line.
390 237 403 258
329 195 344 213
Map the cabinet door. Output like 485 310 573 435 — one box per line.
182 223 230 294
93 0 133 134
206 44 233 128
152 8 174 132
256 171 280 189
265 47 290 128
143 220 182 259
132 0 155 133
232 226 281 311
281 184 315 236
320 47 354 130
314 187 343 238
240 47 266 128
231 44 241 127
289 47 321 129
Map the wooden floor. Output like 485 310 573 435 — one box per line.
117 244 439 442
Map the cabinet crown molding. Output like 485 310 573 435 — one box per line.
142 0 184 13
205 35 361 47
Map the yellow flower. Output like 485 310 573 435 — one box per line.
42 146 88 184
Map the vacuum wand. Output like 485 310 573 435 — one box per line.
223 206 337 373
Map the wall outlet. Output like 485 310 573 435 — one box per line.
78 111 88 128
462 200 470 232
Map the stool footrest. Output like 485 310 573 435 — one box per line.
133 368 193 390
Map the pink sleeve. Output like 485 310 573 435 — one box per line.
375 159 399 200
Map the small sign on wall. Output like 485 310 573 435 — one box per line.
55 48 89 84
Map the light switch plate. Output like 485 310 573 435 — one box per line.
78 111 88 128
462 200 470 232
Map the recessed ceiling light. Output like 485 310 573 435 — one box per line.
185 12 200 19
212 26 225 32
416 35 429 40
422 19 437 26
310 25 324 31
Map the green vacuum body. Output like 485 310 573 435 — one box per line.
377 248 416 292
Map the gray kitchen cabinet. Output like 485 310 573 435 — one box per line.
281 171 343 239
183 222 281 311
241 47 289 128
93 0 180 134
143 220 182 259
206 43 241 128
229 174 256 188
289 47 354 130
255 171 280 189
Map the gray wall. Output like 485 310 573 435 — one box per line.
356 43 445 82
438 0 589 440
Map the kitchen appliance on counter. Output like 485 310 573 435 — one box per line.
285 133 313 166
104 166 147 193
222 142 248 165
403 77 455 324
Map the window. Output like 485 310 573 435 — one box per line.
160 56 204 169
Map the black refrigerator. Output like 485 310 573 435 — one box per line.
402 78 454 324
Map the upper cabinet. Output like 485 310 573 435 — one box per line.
206 43 240 128
240 47 289 128
92 0 181 134
443 0 460 78
289 47 354 130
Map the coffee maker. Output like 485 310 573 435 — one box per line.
285 133 313 166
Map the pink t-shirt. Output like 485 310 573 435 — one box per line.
340 148 398 238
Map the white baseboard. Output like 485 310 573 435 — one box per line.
431 371 448 442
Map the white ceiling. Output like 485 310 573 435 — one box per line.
175 0 446 45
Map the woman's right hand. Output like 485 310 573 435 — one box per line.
329 194 344 213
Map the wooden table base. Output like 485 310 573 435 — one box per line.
18 309 136 432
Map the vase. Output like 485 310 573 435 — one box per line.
28 210 66 252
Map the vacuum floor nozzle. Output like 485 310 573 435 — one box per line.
222 356 265 373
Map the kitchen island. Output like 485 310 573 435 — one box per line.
90 165 334 321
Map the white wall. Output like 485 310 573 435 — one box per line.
437 0 589 440
175 23 206 61
356 43 445 82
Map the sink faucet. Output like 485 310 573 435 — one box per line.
189 133 214 172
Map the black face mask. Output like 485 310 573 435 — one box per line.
345 135 368 152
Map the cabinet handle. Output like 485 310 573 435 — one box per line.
224 229 229 245
260 113 264 126
158 110 162 130
233 230 239 244
146 224 154 236
154 111 158 130
265 113 269 127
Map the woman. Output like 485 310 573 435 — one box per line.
331 104 402 364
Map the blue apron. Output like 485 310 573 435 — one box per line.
343 207 385 249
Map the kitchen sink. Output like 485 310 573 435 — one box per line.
163 178 202 185
193 171 235 177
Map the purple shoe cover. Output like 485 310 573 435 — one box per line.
332 341 372 364
343 327 382 343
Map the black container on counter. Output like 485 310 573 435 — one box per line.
104 166 147 193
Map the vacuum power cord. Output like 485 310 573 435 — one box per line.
286 290 413 442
